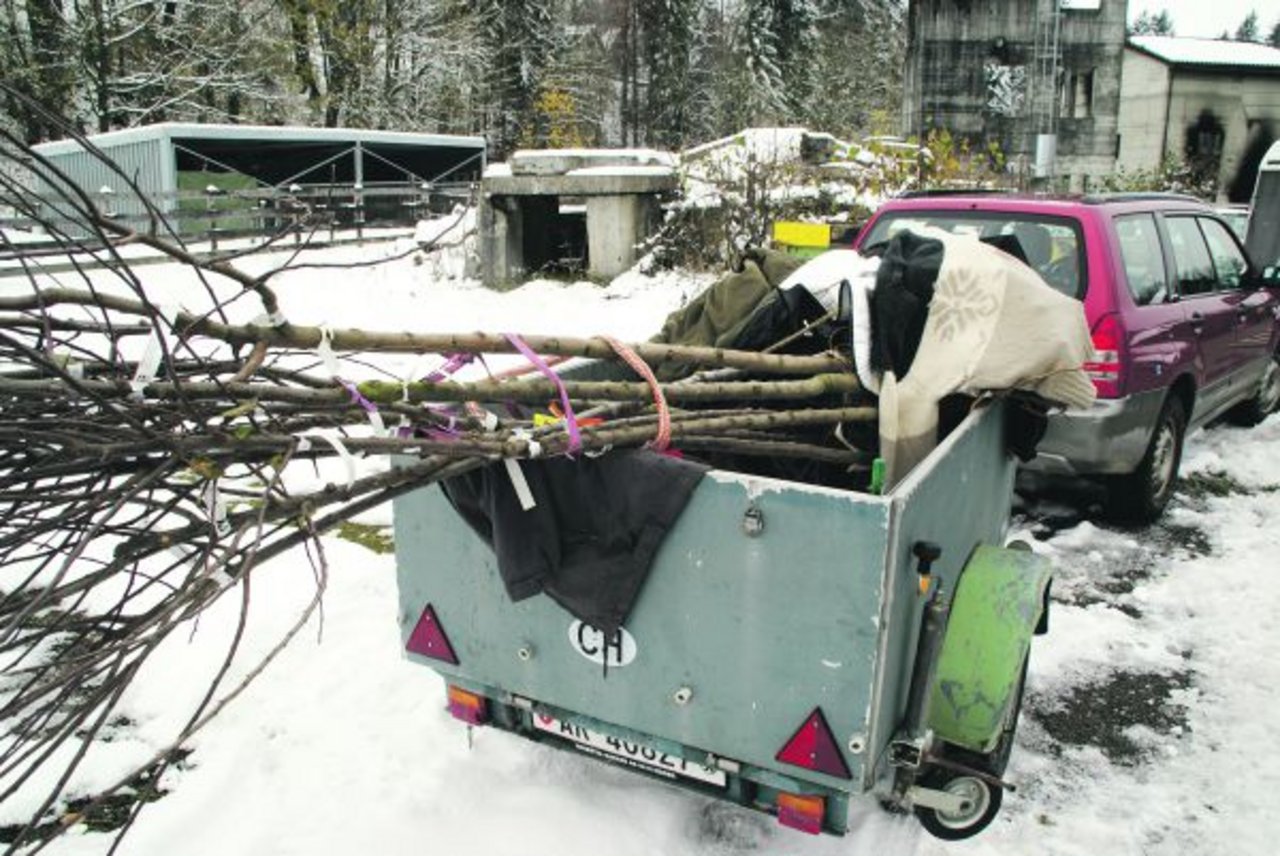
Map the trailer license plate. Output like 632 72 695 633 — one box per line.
533 715 727 787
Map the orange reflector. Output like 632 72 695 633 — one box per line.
446 685 489 726
776 792 825 835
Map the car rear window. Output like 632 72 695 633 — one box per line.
861 211 1086 299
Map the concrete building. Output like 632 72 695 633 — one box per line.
1118 36 1280 202
903 0 1127 189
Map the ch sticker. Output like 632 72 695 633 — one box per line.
568 621 637 667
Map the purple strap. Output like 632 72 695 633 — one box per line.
503 333 582 455
423 352 475 383
340 379 378 415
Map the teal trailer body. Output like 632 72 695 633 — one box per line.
393 398 1050 835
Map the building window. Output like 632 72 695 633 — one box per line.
1061 69 1094 119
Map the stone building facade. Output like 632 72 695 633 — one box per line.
903 0 1127 189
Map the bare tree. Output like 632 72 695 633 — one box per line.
0 109 871 848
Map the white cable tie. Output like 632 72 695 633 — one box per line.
321 434 358 487
129 302 181 398
503 458 537 511
130 332 165 398
317 325 340 379
367 408 387 437
203 480 231 537
296 436 313 453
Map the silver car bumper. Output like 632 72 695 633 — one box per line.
1025 390 1166 476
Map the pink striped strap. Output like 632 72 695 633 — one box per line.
603 336 670 452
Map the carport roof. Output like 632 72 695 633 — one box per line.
33 123 486 156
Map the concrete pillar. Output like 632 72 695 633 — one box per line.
585 195 656 280
479 195 524 286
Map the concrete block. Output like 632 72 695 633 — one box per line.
510 148 675 176
586 195 658 280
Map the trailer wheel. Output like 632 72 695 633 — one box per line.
913 769 1003 840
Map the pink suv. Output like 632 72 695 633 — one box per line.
855 193 1280 523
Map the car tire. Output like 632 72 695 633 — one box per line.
1105 395 1186 525
1227 352 1280 427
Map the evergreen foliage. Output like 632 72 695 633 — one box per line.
1235 10 1260 42
0 0 907 154
1129 10 1175 36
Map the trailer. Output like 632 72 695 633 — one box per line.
393 393 1051 840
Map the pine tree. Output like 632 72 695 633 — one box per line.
1235 10 1259 42
638 0 705 148
477 0 558 155
807 0 905 138
772 0 820 119
1130 10 1175 36
739 0 788 124
1270 19 1280 48
0 0 77 141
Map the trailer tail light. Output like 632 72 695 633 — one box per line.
776 792 825 835
405 603 459 665
1084 313 1123 399
775 707 852 780
446 685 489 726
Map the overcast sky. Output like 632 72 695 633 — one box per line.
1127 1 1280 38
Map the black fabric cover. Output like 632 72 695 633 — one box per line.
869 231 945 379
440 450 708 635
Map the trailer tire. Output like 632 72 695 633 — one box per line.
914 768 1003 841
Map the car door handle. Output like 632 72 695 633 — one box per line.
1190 311 1204 335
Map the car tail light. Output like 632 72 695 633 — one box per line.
446 685 489 725
1084 313 1123 398
405 603 459 665
775 707 852 780
776 792 825 835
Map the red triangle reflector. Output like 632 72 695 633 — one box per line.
775 707 851 780
405 604 458 665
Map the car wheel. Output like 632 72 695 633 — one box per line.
1105 395 1186 525
1227 352 1280 427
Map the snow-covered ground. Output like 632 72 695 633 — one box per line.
4 236 1279 855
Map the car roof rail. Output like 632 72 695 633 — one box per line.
897 188 1016 198
1080 191 1207 206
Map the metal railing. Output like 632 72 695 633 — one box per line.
4 179 476 254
